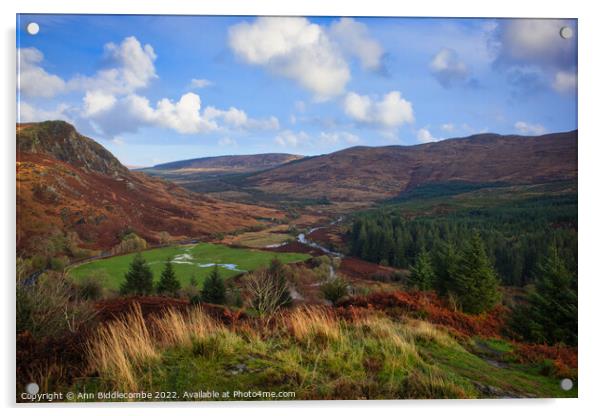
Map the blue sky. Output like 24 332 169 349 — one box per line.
17 15 577 167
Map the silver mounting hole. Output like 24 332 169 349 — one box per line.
25 382 40 395
26 22 40 35
560 378 574 391
560 26 573 40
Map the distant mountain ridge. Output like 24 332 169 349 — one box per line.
242 130 578 203
143 153 303 174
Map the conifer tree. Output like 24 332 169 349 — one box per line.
201 265 226 304
518 246 577 345
156 258 181 296
449 233 501 314
381 230 395 266
432 241 460 296
408 249 435 290
120 253 154 295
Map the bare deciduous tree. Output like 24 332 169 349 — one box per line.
245 270 290 318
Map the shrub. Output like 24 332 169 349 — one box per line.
48 256 68 271
310 255 330 268
31 255 47 271
181 284 201 302
321 277 349 305
77 270 109 300
17 272 96 338
158 231 171 245
313 263 332 282
111 233 147 256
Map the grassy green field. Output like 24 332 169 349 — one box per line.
68 243 310 290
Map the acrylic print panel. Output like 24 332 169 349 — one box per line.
16 14 577 402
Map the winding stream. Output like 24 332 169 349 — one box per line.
296 216 344 258
296 217 344 282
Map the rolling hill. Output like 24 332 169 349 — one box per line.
145 130 578 207
245 131 578 203
142 153 303 174
16 121 283 256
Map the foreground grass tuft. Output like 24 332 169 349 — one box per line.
81 305 575 400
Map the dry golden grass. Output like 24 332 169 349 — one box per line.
401 319 456 347
283 307 343 344
87 304 158 390
87 304 222 390
152 306 218 348
351 314 420 372
86 303 467 397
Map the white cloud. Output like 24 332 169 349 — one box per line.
83 90 117 116
18 101 73 123
190 78 213 88
343 92 372 122
84 91 279 137
204 106 279 131
218 137 237 146
343 91 414 129
430 48 469 87
18 35 279 139
152 93 215 134
229 17 350 100
417 128 442 143
205 106 247 127
319 131 360 145
275 130 309 147
85 93 217 136
553 70 577 93
441 123 455 132
18 48 66 98
18 36 157 99
330 18 383 70
514 121 546 135
70 36 157 95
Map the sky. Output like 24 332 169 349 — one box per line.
17 15 577 167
